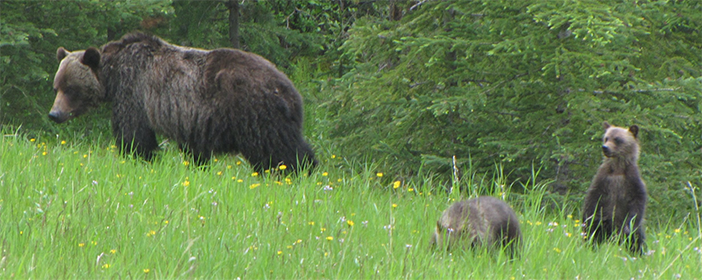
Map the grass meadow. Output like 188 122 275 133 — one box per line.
1 131 701 279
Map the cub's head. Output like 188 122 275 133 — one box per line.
49 47 103 123
601 122 640 160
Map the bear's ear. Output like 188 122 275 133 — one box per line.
56 47 68 61
603 121 611 130
629 125 639 138
81 47 101 70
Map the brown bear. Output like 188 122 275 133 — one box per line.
582 122 647 254
49 32 316 172
430 196 521 257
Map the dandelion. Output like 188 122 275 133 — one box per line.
79 243 85 247
393 181 401 189
376 172 383 178
30 138 36 142
308 221 315 226
183 161 190 166
408 188 414 192
61 140 66 145
164 220 169 225
110 249 117 254
279 164 287 170
217 171 222 176
237 179 243 183
183 180 190 187
331 154 336 159
297 239 302 244
674 228 681 233
567 214 573 219
392 203 397 208
227 165 232 169
147 230 156 237
143 269 150 273
102 264 110 269
347 220 355 226
326 236 333 241
321 227 327 232
322 172 328 177
277 250 283 255
251 172 259 177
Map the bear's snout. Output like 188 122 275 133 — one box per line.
602 145 613 157
48 110 69 124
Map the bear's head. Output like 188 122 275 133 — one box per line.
49 47 103 123
601 121 640 161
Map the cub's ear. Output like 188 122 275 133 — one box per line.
603 121 611 130
81 47 101 70
57 47 68 61
629 125 639 138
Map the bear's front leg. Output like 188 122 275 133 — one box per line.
112 113 158 161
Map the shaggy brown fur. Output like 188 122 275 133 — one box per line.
582 122 647 254
430 196 521 256
49 32 316 172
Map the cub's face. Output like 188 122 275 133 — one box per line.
602 122 639 159
49 47 102 123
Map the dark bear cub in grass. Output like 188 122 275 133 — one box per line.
582 122 647 254
49 32 316 172
430 196 521 257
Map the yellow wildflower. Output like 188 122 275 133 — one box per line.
393 181 401 189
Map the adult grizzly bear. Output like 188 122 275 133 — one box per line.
49 32 316 172
430 196 521 257
582 122 647 254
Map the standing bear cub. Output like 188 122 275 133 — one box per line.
582 122 647 254
430 196 521 257
49 32 316 172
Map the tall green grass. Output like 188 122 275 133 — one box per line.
1 132 700 278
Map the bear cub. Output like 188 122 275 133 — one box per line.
430 196 521 257
582 122 647 254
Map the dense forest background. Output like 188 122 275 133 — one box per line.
2 0 701 222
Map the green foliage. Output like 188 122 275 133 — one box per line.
322 0 702 220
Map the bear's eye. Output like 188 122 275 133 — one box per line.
603 137 609 143
614 138 623 145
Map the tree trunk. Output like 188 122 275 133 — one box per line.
227 0 240 49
